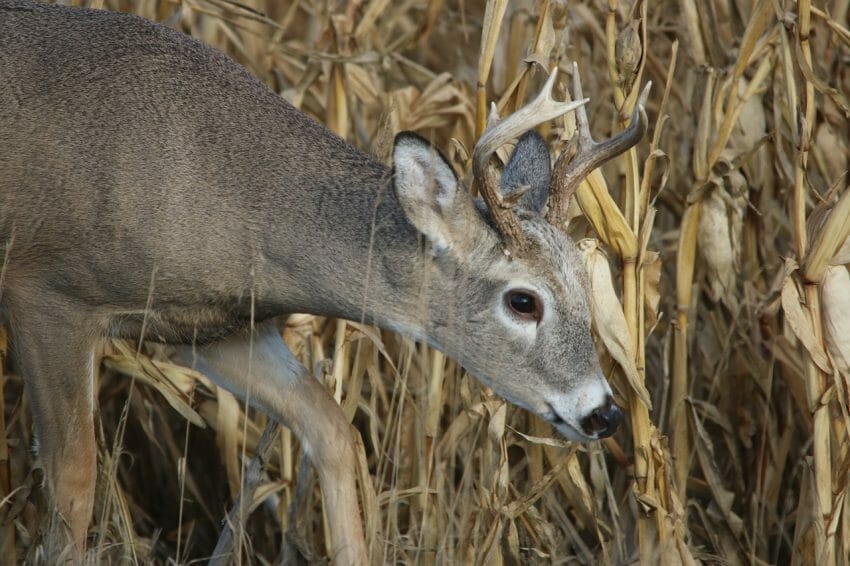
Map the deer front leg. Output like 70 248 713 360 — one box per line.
174 321 368 565
4 292 98 560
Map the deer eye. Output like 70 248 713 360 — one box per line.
505 290 543 322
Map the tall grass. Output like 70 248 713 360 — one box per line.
1 0 848 563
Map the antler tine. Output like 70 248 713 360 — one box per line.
546 62 651 228
472 67 589 254
473 68 588 173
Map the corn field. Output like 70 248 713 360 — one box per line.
0 0 849 564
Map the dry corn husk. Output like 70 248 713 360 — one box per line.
822 265 850 377
781 260 832 375
730 77 770 190
814 122 849 183
804 187 850 283
576 170 638 258
643 250 662 330
833 236 850 266
580 239 652 409
616 20 642 89
102 340 206 427
697 185 737 307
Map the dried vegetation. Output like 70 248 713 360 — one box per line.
1 0 849 564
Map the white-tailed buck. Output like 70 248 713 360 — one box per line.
0 0 648 562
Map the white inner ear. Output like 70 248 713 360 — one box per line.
394 138 459 254
395 141 457 206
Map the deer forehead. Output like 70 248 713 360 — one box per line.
509 222 590 299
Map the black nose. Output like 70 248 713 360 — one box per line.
579 397 623 438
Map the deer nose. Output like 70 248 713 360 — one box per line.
580 397 623 438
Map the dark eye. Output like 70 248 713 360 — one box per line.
505 290 543 322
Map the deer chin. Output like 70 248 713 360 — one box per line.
547 419 597 443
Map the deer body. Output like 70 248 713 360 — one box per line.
0 0 643 562
1 2 404 331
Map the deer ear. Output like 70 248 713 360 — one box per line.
500 131 551 215
393 132 464 254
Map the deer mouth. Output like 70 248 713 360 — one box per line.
544 396 623 442
543 403 592 442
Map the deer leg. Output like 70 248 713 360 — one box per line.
4 292 97 559
174 321 368 565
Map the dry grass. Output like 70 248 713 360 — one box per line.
1 0 849 563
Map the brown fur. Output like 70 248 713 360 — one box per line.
0 1 618 561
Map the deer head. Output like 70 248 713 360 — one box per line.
392 64 649 440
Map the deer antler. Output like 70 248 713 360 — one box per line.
545 63 651 228
472 67 588 254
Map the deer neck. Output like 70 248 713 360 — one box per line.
259 155 432 341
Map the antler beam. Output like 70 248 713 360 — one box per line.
546 63 651 228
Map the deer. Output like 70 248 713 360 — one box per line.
0 0 649 562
